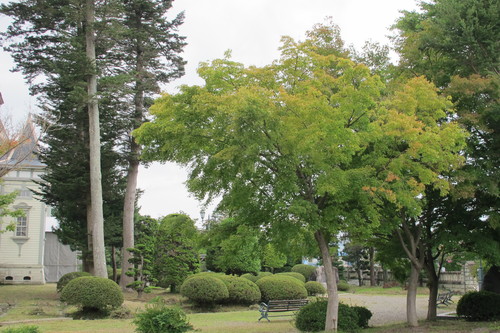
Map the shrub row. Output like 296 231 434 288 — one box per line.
181 271 348 304
180 274 261 305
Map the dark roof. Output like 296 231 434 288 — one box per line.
0 114 43 169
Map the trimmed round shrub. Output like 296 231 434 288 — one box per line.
60 276 124 311
305 281 326 296
337 281 350 292
457 290 500 321
241 272 272 283
180 275 229 305
277 272 306 283
294 300 360 333
56 271 91 293
217 275 261 305
291 264 317 281
134 297 192 333
256 275 307 301
352 306 373 328
183 272 222 282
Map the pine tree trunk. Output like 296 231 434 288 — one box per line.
120 26 145 289
112 246 118 283
86 202 94 275
315 230 338 332
85 0 107 278
120 155 139 289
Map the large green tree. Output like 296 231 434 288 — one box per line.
134 23 466 331
392 0 499 322
0 0 126 275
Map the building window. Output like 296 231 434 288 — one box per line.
16 216 28 237
19 187 32 198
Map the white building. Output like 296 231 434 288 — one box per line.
0 116 48 284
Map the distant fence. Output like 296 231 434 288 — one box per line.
341 261 478 293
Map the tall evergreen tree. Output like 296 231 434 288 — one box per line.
113 0 186 288
0 0 126 274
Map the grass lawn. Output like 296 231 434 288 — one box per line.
1 284 498 333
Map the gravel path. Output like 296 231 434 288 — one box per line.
339 293 452 326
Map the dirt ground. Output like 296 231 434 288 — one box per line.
338 293 452 326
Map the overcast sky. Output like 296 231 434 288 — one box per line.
0 0 419 223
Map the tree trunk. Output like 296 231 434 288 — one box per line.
120 26 145 288
86 203 94 275
396 219 425 328
85 0 107 278
120 155 139 289
357 269 363 286
406 263 421 327
111 246 118 283
315 230 338 332
369 247 376 286
425 248 443 321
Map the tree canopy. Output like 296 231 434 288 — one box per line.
135 22 466 331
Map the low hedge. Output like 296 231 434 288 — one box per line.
180 275 229 305
256 275 307 301
305 281 326 296
276 272 306 283
241 272 272 283
337 281 350 291
217 275 261 305
295 300 369 332
291 264 317 281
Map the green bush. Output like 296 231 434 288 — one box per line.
180 275 229 305
1 326 40 333
60 276 124 312
241 272 271 283
291 264 317 281
352 306 372 328
294 300 360 333
217 275 261 305
134 297 193 333
337 281 350 292
56 271 91 293
256 275 307 301
277 272 306 283
305 281 326 296
457 291 500 321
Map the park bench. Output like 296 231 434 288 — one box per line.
258 299 309 322
436 290 454 306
